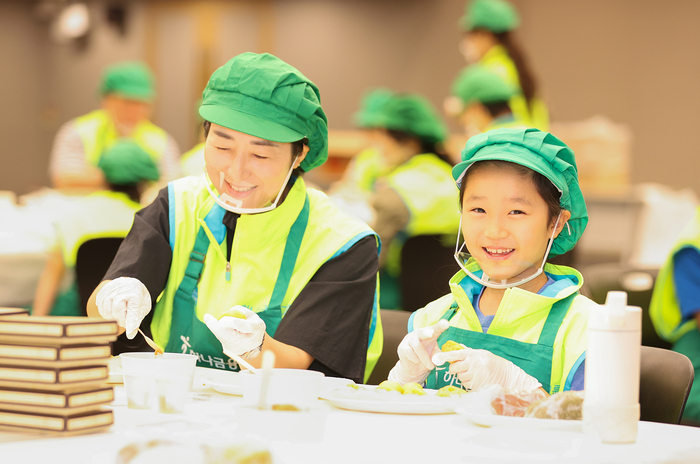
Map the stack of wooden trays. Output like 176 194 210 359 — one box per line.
0 310 118 435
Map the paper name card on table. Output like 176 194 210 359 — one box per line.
0 364 108 390
0 407 113 434
0 308 29 317
0 342 111 368
0 316 118 344
0 385 114 414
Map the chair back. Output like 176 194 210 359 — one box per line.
639 346 694 424
367 309 411 385
581 263 670 349
400 234 459 312
75 237 124 316
75 237 155 355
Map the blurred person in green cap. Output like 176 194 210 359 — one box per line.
33 139 157 317
86 53 382 383
445 64 527 136
388 127 594 398
327 88 394 224
49 61 181 191
361 93 460 310
456 0 549 131
338 88 394 194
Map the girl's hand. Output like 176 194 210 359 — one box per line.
387 320 450 385
432 348 542 393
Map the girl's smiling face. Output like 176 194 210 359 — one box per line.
204 123 307 210
460 161 570 290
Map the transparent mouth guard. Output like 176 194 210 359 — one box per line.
204 155 298 215
453 213 561 289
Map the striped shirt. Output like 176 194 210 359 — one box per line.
49 120 182 182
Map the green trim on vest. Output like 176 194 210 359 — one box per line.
412 263 590 393
74 109 168 166
650 207 700 342
152 175 383 381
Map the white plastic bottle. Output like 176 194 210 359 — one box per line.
583 291 641 443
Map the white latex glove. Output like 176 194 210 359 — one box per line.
431 348 542 393
96 277 151 339
387 319 450 385
203 306 266 359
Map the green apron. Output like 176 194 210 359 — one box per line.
164 196 310 371
673 329 700 422
426 293 577 393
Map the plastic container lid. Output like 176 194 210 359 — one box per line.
587 291 642 332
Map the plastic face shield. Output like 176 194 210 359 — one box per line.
204 155 298 215
453 212 562 289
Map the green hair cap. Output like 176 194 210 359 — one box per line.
353 88 394 128
460 0 520 33
100 62 155 101
451 65 517 106
373 94 448 145
98 138 160 185
200 52 328 172
453 127 588 256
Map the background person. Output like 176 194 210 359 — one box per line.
33 140 158 317
389 128 591 396
649 207 700 424
49 61 181 190
366 93 460 310
87 53 383 384
327 88 394 225
457 0 549 131
445 64 526 136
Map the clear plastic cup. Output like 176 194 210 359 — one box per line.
120 352 198 412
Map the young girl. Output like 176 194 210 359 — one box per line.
457 0 549 131
388 127 591 395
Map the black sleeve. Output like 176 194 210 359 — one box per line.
273 235 379 383
103 187 173 302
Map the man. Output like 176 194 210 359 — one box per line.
49 61 180 190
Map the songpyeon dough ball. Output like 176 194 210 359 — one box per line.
525 391 584 420
401 383 427 395
441 340 466 352
376 380 403 393
436 385 468 397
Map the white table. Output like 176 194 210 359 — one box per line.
1 379 699 464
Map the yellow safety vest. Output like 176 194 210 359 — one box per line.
650 206 700 342
73 109 169 166
152 175 383 381
411 264 591 393
480 45 550 131
54 191 140 268
383 154 461 276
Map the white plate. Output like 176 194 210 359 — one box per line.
319 377 356 399
200 368 243 396
456 408 582 431
325 386 457 415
